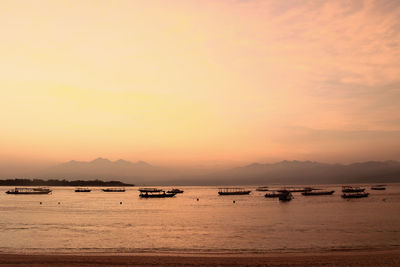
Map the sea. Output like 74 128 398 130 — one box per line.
0 184 399 254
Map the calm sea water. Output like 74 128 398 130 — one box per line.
0 184 399 254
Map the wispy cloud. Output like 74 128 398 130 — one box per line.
0 0 399 164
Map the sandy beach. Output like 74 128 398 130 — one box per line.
1 249 399 266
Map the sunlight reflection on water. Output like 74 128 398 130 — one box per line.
0 184 399 253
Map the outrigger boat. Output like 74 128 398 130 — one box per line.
102 188 125 192
278 187 314 193
75 188 91 192
218 188 251 195
371 185 386 190
167 188 184 194
342 192 369 198
139 188 176 198
6 187 52 195
342 186 365 193
302 190 335 196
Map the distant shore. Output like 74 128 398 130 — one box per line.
1 249 399 266
0 179 134 187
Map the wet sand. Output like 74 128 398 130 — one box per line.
1 249 399 266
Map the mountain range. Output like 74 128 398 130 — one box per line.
33 158 400 185
41 158 173 183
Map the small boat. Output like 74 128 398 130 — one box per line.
342 186 365 193
278 190 293 201
218 188 251 195
277 187 313 193
371 185 386 190
342 192 369 198
102 188 125 192
167 188 184 194
256 186 269 191
139 188 176 198
264 191 280 198
75 188 91 192
302 190 335 196
6 187 52 195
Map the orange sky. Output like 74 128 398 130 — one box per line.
1 0 399 167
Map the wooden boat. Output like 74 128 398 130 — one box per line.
75 188 91 192
102 188 125 192
371 185 386 190
302 190 335 196
139 188 176 198
167 188 184 194
342 192 369 198
278 187 314 193
264 191 280 198
218 188 251 195
278 190 293 201
6 187 52 195
256 186 269 191
342 186 365 193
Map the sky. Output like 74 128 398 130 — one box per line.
1 0 399 168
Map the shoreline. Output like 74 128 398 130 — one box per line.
1 248 400 266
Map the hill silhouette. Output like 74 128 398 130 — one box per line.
3 158 400 185
185 160 400 185
41 158 175 183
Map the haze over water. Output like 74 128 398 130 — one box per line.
1 184 399 254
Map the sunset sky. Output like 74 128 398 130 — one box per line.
1 0 399 168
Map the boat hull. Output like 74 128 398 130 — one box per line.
218 191 251 195
278 188 312 193
139 193 176 198
6 191 51 195
302 191 335 196
342 189 365 193
265 193 280 198
167 190 184 194
342 193 369 198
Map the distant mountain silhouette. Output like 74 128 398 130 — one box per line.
188 160 400 185
42 158 173 183
18 158 400 185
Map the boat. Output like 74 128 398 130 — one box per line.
277 187 314 193
371 185 386 190
5 187 52 195
218 188 251 195
342 186 365 193
302 190 335 196
256 186 269 191
102 188 125 192
167 188 184 194
264 191 280 198
342 192 369 198
139 188 176 198
278 190 293 201
75 188 91 192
